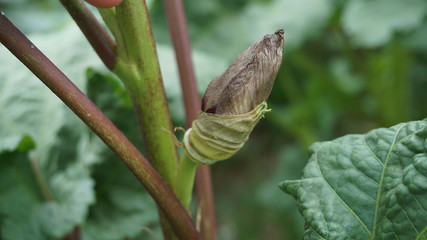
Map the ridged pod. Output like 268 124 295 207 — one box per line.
184 29 284 164
184 102 270 164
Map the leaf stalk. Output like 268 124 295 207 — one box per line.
176 151 198 211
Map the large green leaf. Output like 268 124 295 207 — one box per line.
0 23 101 239
0 23 104 167
280 119 427 239
80 149 159 240
0 132 95 240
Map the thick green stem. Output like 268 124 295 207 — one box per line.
111 1 182 238
176 151 198 211
98 8 126 60
113 0 179 188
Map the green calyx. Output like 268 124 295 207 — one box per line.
183 102 270 165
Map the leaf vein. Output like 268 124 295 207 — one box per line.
309 226 327 240
390 126 426 151
414 196 427 215
415 225 427 240
354 165 380 185
363 135 384 167
399 203 420 236
372 123 406 239
315 143 371 237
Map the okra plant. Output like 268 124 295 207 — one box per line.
0 0 283 239
0 0 426 240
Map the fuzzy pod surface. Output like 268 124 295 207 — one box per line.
202 29 284 115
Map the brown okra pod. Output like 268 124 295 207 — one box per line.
184 29 285 164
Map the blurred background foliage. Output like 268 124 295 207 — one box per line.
1 0 427 239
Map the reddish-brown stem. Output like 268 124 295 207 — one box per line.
60 0 116 70
0 14 200 240
162 0 199 126
61 226 80 240
194 168 216 239
162 1 217 239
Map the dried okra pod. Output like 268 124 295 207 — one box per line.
184 29 284 165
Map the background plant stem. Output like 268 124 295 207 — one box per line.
30 157 55 202
0 14 200 240
60 0 116 70
162 0 217 239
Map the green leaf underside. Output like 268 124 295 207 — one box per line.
280 119 427 240
80 145 159 240
0 143 95 240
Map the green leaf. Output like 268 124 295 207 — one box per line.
341 0 427 48
84 69 144 154
0 146 95 240
280 119 427 239
81 153 159 240
0 23 104 166
81 70 160 240
0 152 44 240
0 0 67 34
0 24 102 239
0 134 35 153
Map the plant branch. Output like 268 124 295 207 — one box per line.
97 8 127 60
162 0 217 239
0 14 200 240
176 151 198 211
60 0 116 70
